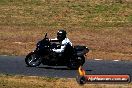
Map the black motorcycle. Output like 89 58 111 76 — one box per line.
25 33 89 69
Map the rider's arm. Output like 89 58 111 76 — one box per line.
49 38 58 42
52 45 65 53
66 38 72 46
52 38 72 53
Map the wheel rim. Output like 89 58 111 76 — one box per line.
28 54 40 66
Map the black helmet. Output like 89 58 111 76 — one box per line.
57 30 67 41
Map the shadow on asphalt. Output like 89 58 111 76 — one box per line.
26 65 93 71
37 66 73 70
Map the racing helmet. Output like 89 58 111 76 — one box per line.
57 30 67 41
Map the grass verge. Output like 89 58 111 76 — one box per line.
0 26 132 60
0 74 132 88
0 0 132 60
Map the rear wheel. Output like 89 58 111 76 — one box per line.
67 56 85 70
25 52 41 67
67 61 80 70
77 56 85 65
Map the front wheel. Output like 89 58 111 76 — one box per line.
25 52 41 67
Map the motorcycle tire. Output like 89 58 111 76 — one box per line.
77 56 85 66
67 56 85 70
25 52 41 67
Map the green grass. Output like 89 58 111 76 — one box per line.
0 0 132 28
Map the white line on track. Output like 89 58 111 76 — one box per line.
113 60 120 62
2 55 8 56
0 55 122 62
94 59 121 62
94 59 103 61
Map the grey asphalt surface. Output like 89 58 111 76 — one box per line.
0 56 132 80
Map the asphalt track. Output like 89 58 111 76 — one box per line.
0 56 132 80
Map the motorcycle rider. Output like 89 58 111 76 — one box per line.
50 30 72 54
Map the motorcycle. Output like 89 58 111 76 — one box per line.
25 33 89 69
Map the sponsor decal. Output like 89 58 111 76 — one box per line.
76 66 131 84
